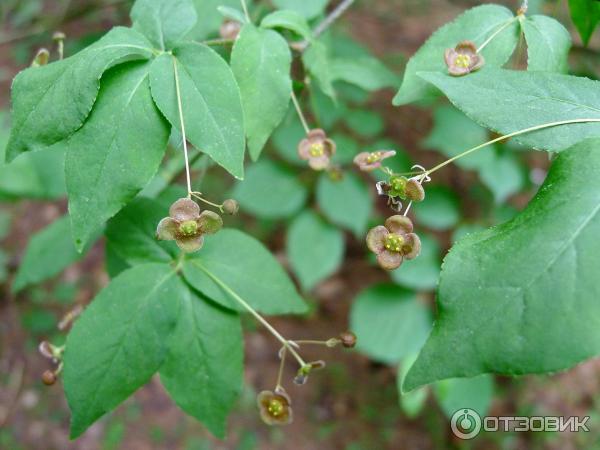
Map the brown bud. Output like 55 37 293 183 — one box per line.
222 199 239 215
42 370 56 386
339 331 357 348
405 179 425 202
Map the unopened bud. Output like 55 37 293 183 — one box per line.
405 179 425 202
42 370 56 386
339 331 357 348
52 31 66 41
222 199 239 215
31 48 49 67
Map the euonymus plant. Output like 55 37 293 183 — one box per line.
6 0 600 440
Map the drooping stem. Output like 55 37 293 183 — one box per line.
190 191 224 212
275 347 287 389
425 119 600 178
477 17 518 53
240 0 251 22
291 91 311 134
172 57 193 197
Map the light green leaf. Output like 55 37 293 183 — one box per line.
286 210 345 291
231 159 308 219
344 109 384 138
434 375 494 418
329 133 359 164
397 355 428 418
479 151 525 204
64 263 181 438
351 284 431 365
413 186 460 231
260 10 312 42
231 25 292 161
271 108 306 165
303 41 335 99
149 43 245 179
522 15 571 73
568 0 600 46
217 5 247 23
12 216 99 292
187 0 241 40
404 139 600 391
272 0 328 20
65 61 169 251
330 57 399 91
183 229 308 314
418 69 600 153
6 27 154 162
393 5 519 106
316 172 372 236
160 285 243 438
131 0 197 50
391 234 441 291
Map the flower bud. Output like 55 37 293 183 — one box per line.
52 31 66 41
31 48 49 67
339 331 357 348
405 179 425 202
42 370 56 386
222 199 239 215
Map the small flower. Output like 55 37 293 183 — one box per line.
156 198 223 253
257 388 293 426
298 129 336 170
366 216 421 270
388 175 408 198
339 331 357 348
444 41 485 76
222 198 239 215
405 178 425 202
353 150 396 172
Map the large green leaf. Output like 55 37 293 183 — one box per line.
418 69 600 153
183 229 307 314
351 284 431 365
568 0 600 46
65 61 169 251
6 27 154 162
64 263 181 438
404 139 600 391
413 186 460 231
286 210 345 291
434 375 494 418
522 15 571 73
149 44 245 179
231 25 292 161
393 5 519 106
160 285 243 438
131 0 197 50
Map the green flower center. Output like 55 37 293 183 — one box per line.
455 54 471 68
389 176 407 196
384 233 404 253
309 143 325 157
268 399 285 417
179 220 198 236
366 152 380 164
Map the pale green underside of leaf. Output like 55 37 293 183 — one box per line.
149 43 245 179
522 15 571 73
6 27 154 162
64 263 181 438
160 284 243 438
183 229 308 315
286 210 345 291
303 41 335 99
393 4 518 106
260 10 313 42
419 69 600 152
131 0 197 50
231 24 292 161
404 138 600 391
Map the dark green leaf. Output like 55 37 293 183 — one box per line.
522 15 571 73
568 0 600 46
131 0 197 49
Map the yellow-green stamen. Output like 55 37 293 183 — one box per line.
309 143 325 157
179 220 198 236
268 399 285 417
455 54 471 68
384 233 404 253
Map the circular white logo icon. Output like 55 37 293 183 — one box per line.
451 408 482 440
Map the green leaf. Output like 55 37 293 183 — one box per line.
479 150 525 204
344 109 384 138
131 0 197 50
231 25 292 161
433 375 494 418
351 284 431 365
160 285 243 438
418 69 600 153
568 0 600 46
231 159 308 219
393 5 519 106
183 229 308 314
65 61 169 251
217 5 248 23
6 27 154 162
12 216 98 293
391 234 441 291
64 263 181 438
397 355 428 418
522 15 571 73
187 0 242 40
316 172 372 236
404 139 600 391
260 10 313 42
271 108 306 166
149 44 245 179
272 0 328 20
105 197 178 265
286 210 345 291
413 186 460 231
303 41 335 99
330 57 399 91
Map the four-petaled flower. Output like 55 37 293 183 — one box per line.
156 198 223 253
257 388 293 426
353 150 396 172
366 215 421 270
298 129 336 170
444 41 484 76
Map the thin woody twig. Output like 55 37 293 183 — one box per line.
296 0 356 51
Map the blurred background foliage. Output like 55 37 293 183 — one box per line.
1 0 600 449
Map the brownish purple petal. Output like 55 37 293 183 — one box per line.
405 179 425 202
298 138 311 160
403 233 421 260
175 235 204 253
323 138 336 157
170 198 200 221
308 154 330 170
366 225 389 253
197 210 223 234
385 215 413 235
156 217 178 241
455 40 478 56
377 250 403 270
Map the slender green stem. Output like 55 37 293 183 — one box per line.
172 57 193 197
477 17 518 53
275 347 287 390
291 340 329 346
291 91 310 134
195 263 307 367
202 38 234 46
190 192 224 212
240 0 251 22
425 119 600 178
